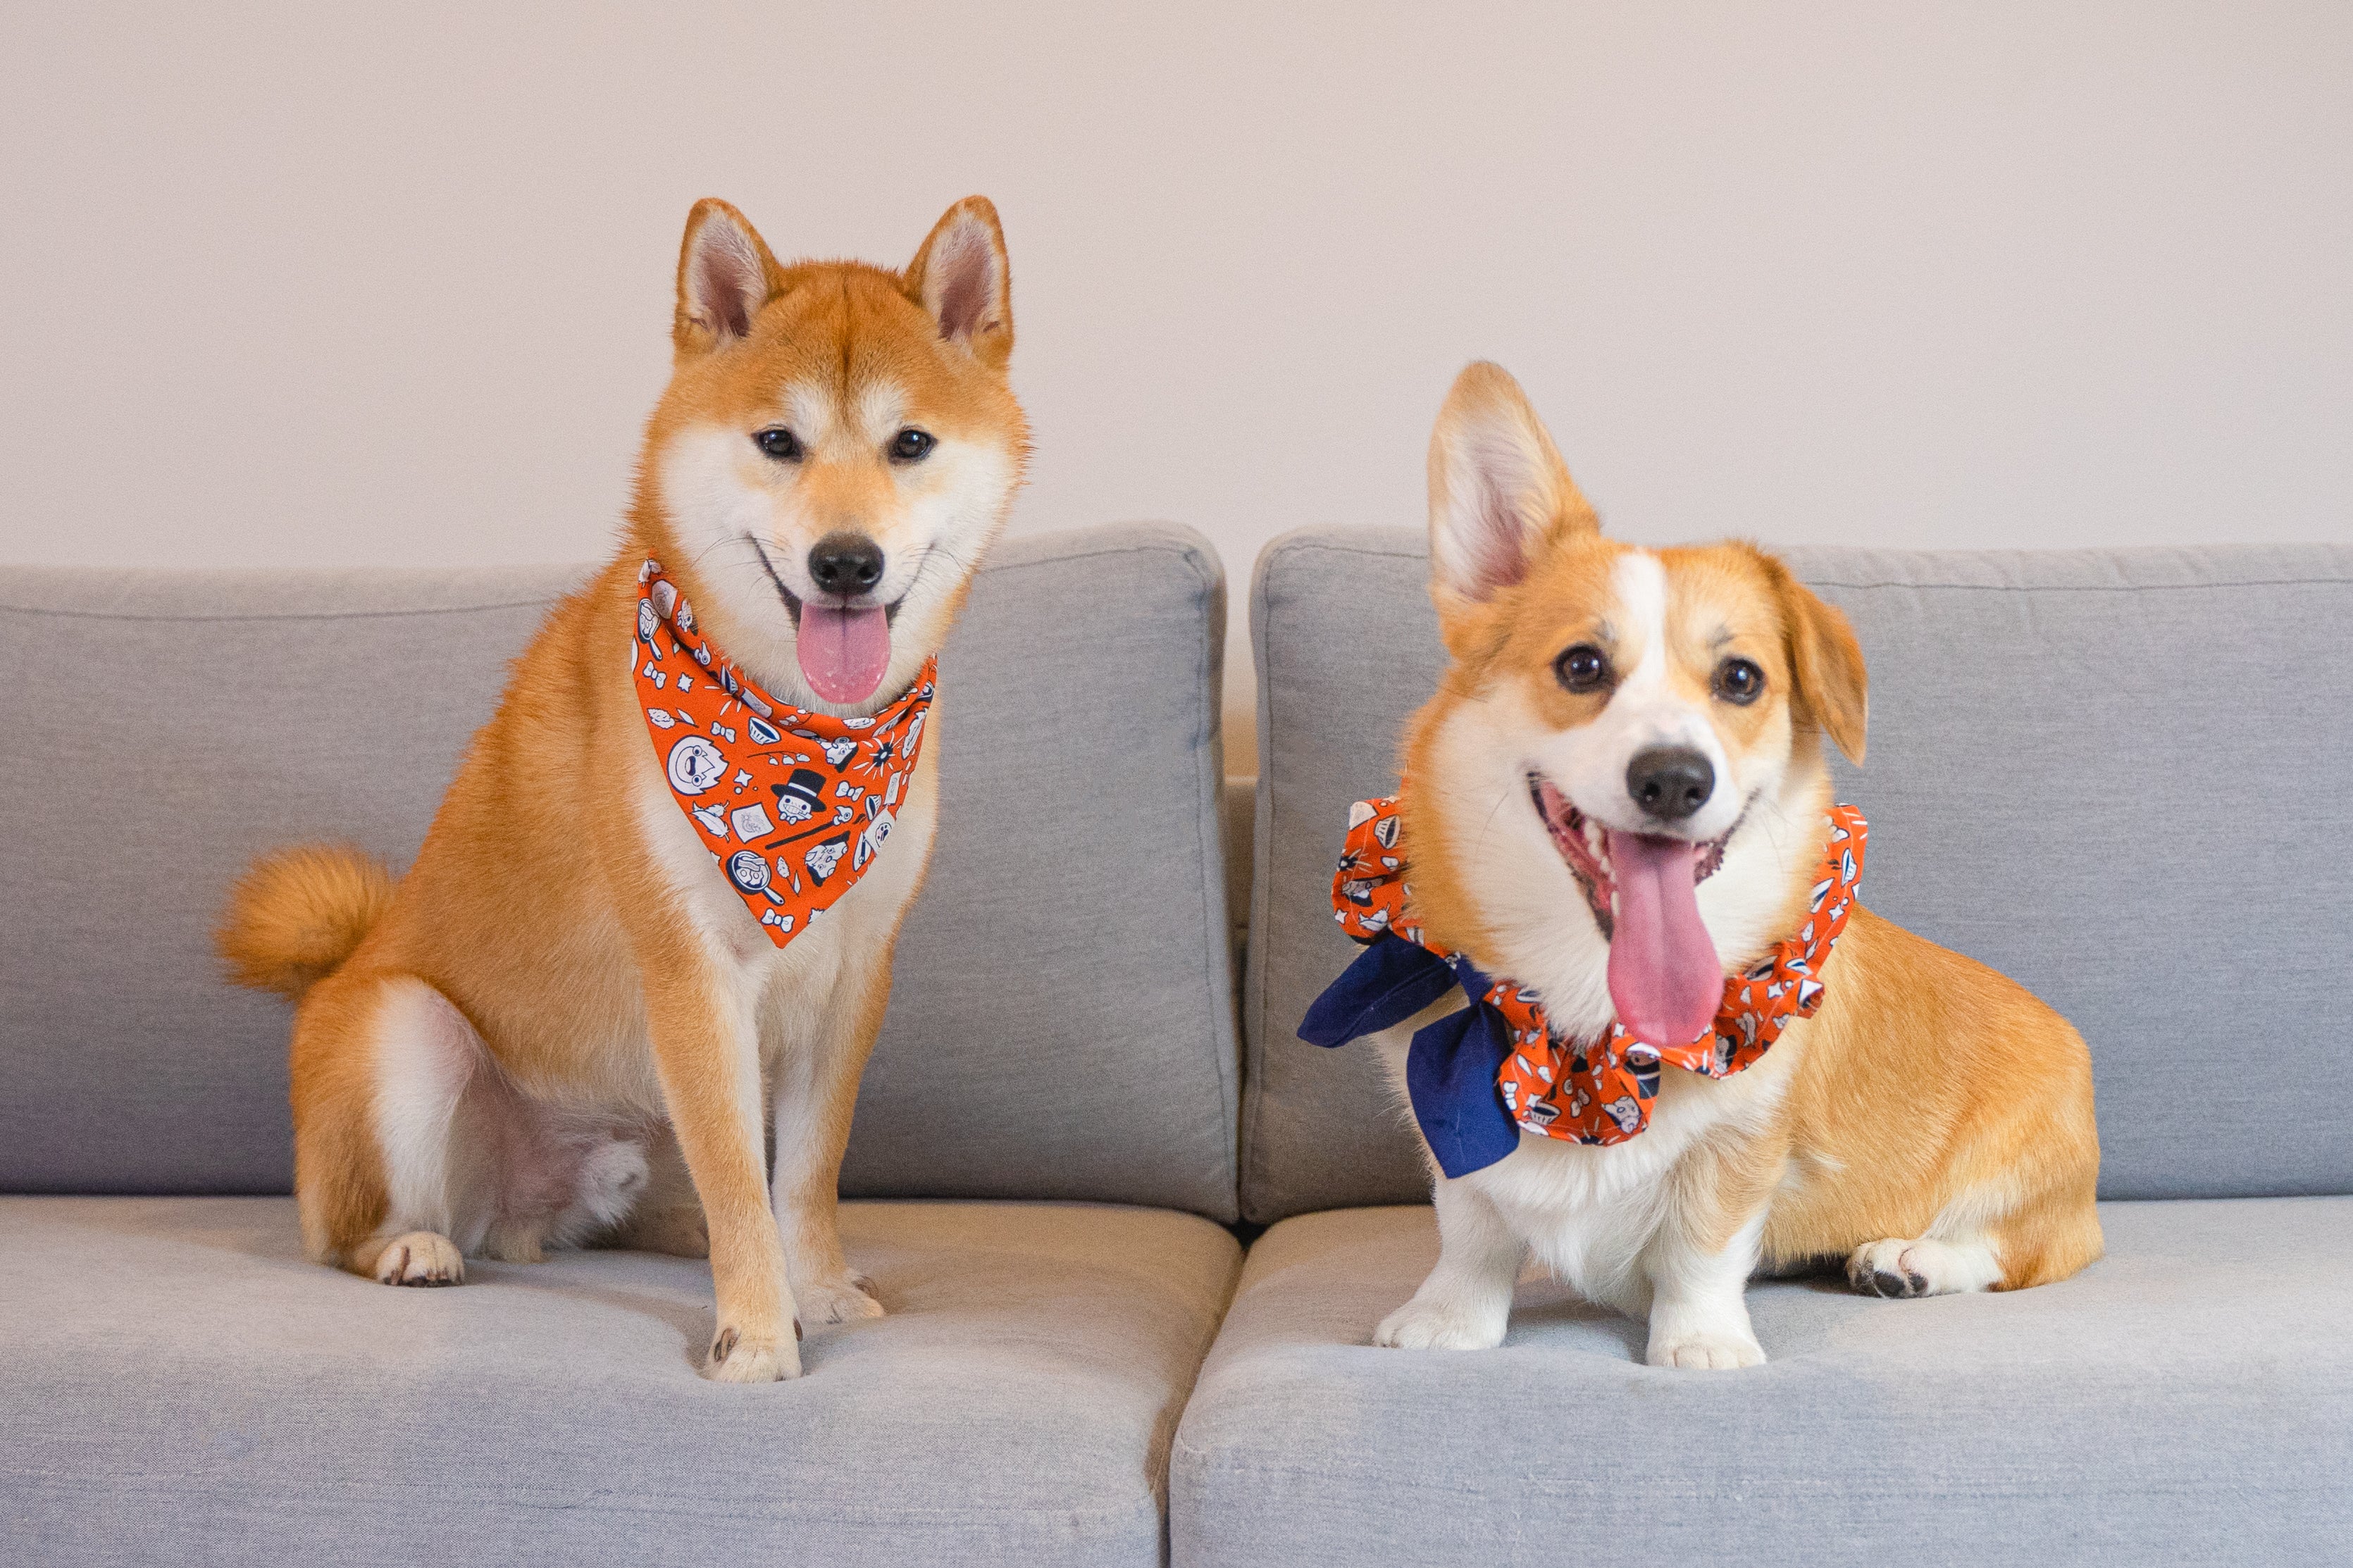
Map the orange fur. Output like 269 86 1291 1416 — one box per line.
217 197 1028 1381
215 845 396 1001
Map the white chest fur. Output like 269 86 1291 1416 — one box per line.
1374 1002 1797 1319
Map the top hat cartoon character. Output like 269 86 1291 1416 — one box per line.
772 768 827 824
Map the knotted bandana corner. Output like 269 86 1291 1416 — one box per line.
633 559 934 948
1302 796 1868 1178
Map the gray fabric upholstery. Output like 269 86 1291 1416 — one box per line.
0 524 1239 1217
1172 1198 2353 1568
1243 527 2353 1220
0 1196 1240 1568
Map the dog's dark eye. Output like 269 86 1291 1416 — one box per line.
754 428 803 462
889 428 936 463
1555 644 1612 694
1714 658 1765 705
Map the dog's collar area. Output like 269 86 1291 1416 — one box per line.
1305 793 1868 1176
633 557 936 951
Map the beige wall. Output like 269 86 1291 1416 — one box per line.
6 3 2349 769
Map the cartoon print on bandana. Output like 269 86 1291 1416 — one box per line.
633 559 935 950
1327 796 1868 1148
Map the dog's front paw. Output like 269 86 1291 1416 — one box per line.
704 1320 802 1383
1374 1293 1509 1350
1646 1329 1765 1370
371 1231 464 1286
795 1273 885 1326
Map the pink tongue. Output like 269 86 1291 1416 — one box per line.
795 604 891 704
1606 830 1723 1047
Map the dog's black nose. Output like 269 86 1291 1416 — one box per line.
1627 746 1714 821
807 533 885 597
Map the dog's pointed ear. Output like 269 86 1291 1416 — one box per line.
674 199 782 356
905 196 1012 368
1427 362 1598 607
1751 549 1868 764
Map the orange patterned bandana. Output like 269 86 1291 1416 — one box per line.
1303 797 1866 1176
633 559 934 947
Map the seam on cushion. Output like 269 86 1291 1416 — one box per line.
1253 530 2353 592
1802 576 2353 593
1253 536 1424 562
0 531 1207 624
1150 531 1244 1224
0 596 573 624
974 540 1210 578
1238 534 1320 1223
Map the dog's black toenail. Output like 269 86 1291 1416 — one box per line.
712 1327 738 1363
793 1319 803 1341
1872 1269 1908 1298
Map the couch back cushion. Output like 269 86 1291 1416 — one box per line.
0 524 1238 1218
1245 527 2353 1221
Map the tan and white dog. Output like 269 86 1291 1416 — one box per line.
1367 363 2101 1368
217 197 1029 1382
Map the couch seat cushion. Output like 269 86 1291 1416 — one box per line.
1 1197 1239 1568
1172 1197 2352 1568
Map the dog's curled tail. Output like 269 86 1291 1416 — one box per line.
216 845 397 1001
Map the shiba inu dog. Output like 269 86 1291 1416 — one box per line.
1355 363 2100 1369
218 196 1028 1381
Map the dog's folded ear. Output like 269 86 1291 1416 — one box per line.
674 199 783 355
905 197 1013 368
1427 362 1598 607
1745 548 1869 764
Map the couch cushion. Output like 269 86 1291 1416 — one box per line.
1171 1198 2353 1568
0 523 1239 1217
0 1196 1238 1567
1243 528 2353 1220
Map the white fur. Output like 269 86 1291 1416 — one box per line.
368 978 476 1242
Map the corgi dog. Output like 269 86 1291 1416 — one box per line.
1362 363 2100 1369
217 197 1028 1382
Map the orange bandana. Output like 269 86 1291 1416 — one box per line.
633 559 934 947
1303 797 1866 1175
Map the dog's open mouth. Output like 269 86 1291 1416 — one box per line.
750 536 905 705
764 577 905 631
1529 771 1738 1046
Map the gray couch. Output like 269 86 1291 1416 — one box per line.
3 523 2347 1566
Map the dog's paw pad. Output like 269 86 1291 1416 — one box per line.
373 1231 464 1287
